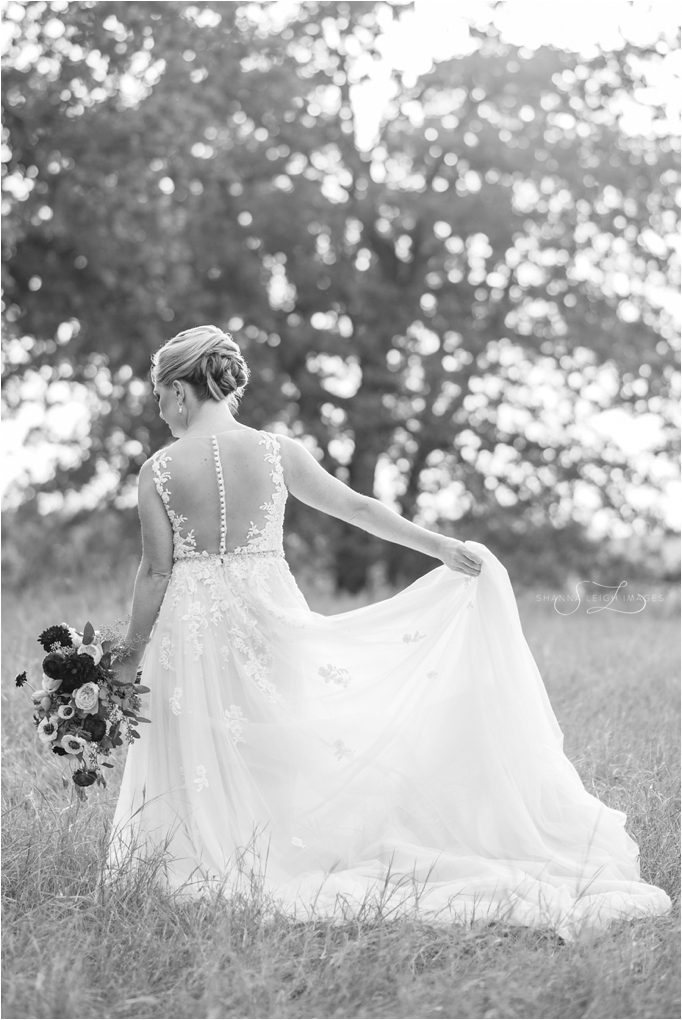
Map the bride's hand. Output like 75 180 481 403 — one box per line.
109 656 141 688
436 537 483 577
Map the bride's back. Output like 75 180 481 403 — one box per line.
153 429 285 558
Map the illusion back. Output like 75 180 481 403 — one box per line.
151 430 286 559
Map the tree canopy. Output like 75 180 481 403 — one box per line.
2 0 679 589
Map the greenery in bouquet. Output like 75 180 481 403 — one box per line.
15 620 150 799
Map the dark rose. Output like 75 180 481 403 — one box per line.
82 717 106 742
58 655 98 694
52 745 68 756
38 625 74 652
15 671 28 688
42 652 69 680
72 768 98 788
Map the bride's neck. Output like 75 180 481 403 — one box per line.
180 400 242 437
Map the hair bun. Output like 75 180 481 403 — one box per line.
204 348 249 399
153 324 250 409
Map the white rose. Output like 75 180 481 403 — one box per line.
78 642 102 665
73 682 100 714
61 734 86 754
37 717 59 743
42 673 62 693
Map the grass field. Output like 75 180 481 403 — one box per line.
2 567 680 1020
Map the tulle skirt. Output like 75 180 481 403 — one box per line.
108 544 671 940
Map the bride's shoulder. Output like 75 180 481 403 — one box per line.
138 443 180 481
146 442 178 466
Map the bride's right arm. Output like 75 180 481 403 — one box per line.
279 436 482 577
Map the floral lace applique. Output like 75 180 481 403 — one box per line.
224 705 247 743
402 631 426 643
426 670 438 680
167 561 283 701
229 614 281 702
333 740 354 761
226 573 282 703
167 558 230 625
291 836 306 849
160 636 174 671
169 688 183 716
318 664 351 688
151 449 197 560
194 765 209 792
232 433 287 554
182 600 209 660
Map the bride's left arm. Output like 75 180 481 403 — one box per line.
114 459 173 681
278 435 482 575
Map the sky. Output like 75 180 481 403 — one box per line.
2 0 680 533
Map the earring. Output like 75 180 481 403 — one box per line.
177 402 184 415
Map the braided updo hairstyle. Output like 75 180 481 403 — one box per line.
152 325 250 412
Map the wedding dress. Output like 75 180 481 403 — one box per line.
108 429 671 940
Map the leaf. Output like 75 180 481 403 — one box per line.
135 716 151 724
82 621 95 645
130 730 141 739
135 685 151 694
101 761 114 768
122 710 137 719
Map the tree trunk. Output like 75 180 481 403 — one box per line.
333 441 381 593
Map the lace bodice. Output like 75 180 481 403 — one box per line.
150 430 287 562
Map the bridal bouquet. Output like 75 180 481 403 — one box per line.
15 621 150 799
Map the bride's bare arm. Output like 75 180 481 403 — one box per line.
118 461 174 672
279 436 482 576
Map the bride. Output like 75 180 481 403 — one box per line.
108 325 671 940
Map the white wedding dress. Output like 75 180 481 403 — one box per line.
109 429 671 940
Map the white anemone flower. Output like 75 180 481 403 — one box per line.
61 734 87 755
78 642 103 665
37 717 59 743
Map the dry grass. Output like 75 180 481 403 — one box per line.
2 572 679 1019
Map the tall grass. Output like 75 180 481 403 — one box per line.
2 574 679 1019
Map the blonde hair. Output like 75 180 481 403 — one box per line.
152 325 249 410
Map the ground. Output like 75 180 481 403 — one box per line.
2 568 679 1020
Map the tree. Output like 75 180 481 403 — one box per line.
3 1 679 590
